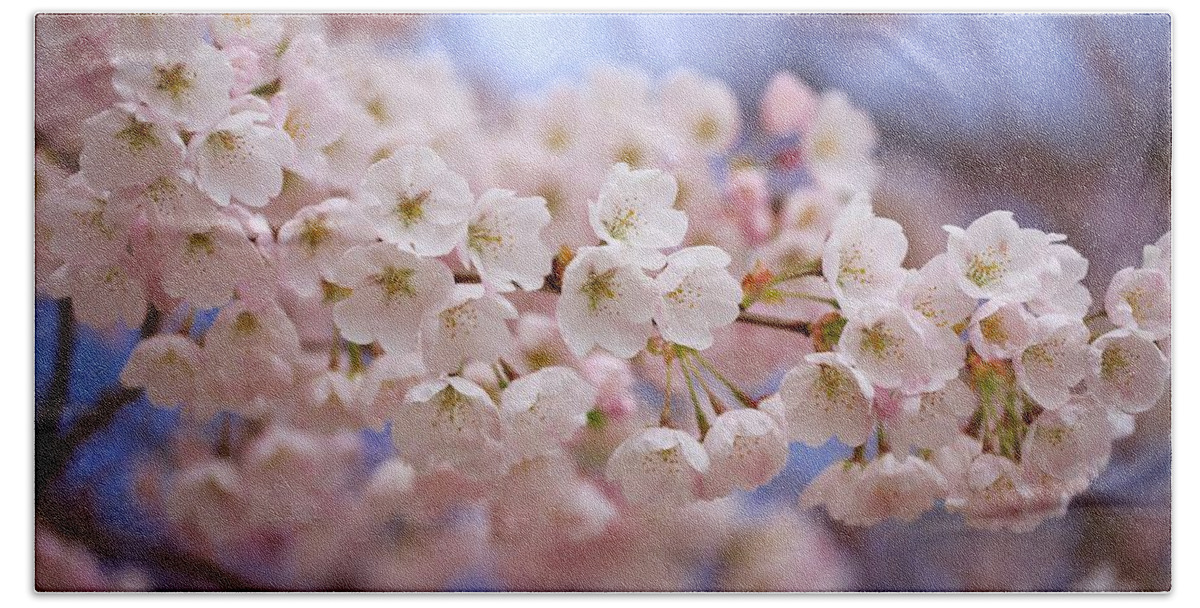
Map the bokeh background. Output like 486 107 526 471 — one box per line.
35 13 1171 591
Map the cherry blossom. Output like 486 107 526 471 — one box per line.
822 203 908 311
838 303 963 392
702 408 789 497
943 211 1059 302
463 188 553 292
79 107 186 192
158 214 269 310
420 285 518 374
778 353 875 447
393 376 504 475
120 334 203 409
658 69 740 153
275 197 374 297
187 109 296 207
805 90 877 196
1105 267 1171 340
500 366 598 459
1087 328 1169 414
831 454 947 526
191 299 301 421
359 145 475 256
885 379 976 452
653 246 743 350
557 245 658 359
588 163 686 251
966 300 1035 362
1022 397 1114 481
759 71 818 138
111 43 234 130
606 427 709 510
44 253 146 330
326 243 455 354
1013 314 1091 410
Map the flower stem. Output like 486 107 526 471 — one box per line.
687 349 758 408
678 357 710 438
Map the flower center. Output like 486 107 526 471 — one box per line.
115 117 160 153
602 208 638 241
298 216 332 254
693 114 720 144
155 63 193 101
393 191 430 228
860 322 899 359
373 265 417 300
965 243 1010 288
186 231 216 256
580 267 620 312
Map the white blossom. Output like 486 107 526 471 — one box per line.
187 109 296 207
822 203 908 311
1023 398 1113 481
658 68 740 153
463 188 553 292
1105 267 1170 340
326 243 455 354
588 163 686 250
838 303 963 392
778 353 875 447
1013 314 1091 410
886 379 977 452
192 299 301 421
805 90 877 197
967 300 1035 362
500 366 597 459
943 211 1059 302
1088 328 1168 414
360 145 475 257
606 427 709 509
898 253 977 331
158 214 269 310
79 107 186 192
41 173 137 264
556 245 657 359
393 376 504 476
111 44 234 130
653 246 743 350
275 197 374 297
1142 231 1171 280
836 454 947 526
702 408 789 497
120 334 203 409
44 254 146 330
1028 244 1091 318
420 285 518 374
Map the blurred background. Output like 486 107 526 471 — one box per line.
35 13 1171 591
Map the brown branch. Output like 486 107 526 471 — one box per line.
734 311 812 336
36 304 163 503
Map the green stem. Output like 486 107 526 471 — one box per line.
678 358 710 438
661 352 674 427
683 355 729 415
688 349 757 408
774 290 840 308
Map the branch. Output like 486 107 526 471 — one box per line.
734 311 812 336
37 504 257 590
36 304 163 502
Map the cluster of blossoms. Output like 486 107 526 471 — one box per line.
35 14 1169 590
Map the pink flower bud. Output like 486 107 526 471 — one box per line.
760 72 817 137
